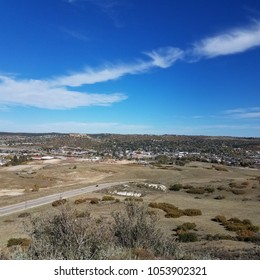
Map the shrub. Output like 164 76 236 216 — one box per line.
4 219 14 223
90 198 100 204
169 184 182 191
178 232 198 242
31 184 40 192
213 215 259 243
149 202 202 218
74 211 90 218
186 187 205 195
112 202 178 257
214 195 225 200
206 234 233 241
102 195 115 201
7 238 31 248
176 222 197 231
52 199 67 207
124 197 143 202
132 247 155 260
182 184 194 189
18 212 31 218
148 202 184 218
213 165 228 172
205 187 215 193
217 186 227 191
74 197 90 204
183 209 202 216
231 189 246 195
26 207 112 259
212 215 227 224
165 210 184 218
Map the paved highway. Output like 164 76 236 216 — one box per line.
0 181 127 217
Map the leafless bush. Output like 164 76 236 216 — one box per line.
111 202 178 258
26 207 112 259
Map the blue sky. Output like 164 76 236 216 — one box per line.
0 0 260 136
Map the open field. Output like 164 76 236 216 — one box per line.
0 159 260 259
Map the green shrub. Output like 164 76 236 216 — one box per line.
169 184 182 191
102 195 115 201
178 232 198 242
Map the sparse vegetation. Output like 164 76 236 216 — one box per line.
212 215 260 243
0 133 259 260
13 203 179 259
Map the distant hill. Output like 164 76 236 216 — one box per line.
0 132 67 137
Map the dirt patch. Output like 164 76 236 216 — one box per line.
0 189 24 196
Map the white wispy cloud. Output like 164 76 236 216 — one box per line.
144 47 184 68
0 75 126 109
0 47 182 109
192 20 260 58
223 107 260 119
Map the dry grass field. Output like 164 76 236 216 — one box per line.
0 159 259 259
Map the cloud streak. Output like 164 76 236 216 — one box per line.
1 20 260 111
192 20 260 58
0 47 182 109
223 107 260 119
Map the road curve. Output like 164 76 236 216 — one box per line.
0 181 128 217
